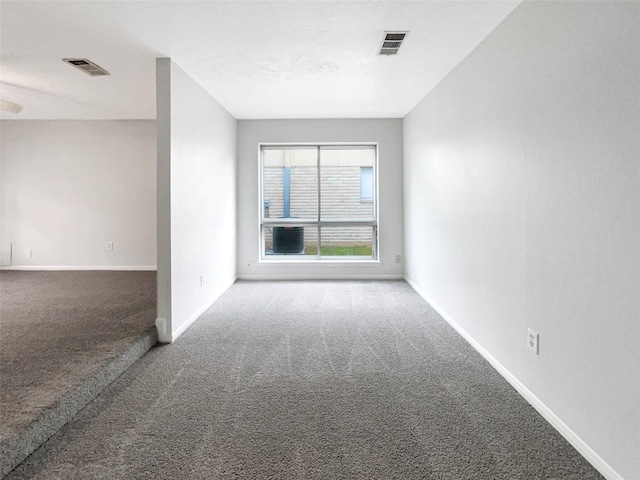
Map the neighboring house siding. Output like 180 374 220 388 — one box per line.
264 166 373 249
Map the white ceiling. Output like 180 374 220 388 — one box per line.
0 1 521 120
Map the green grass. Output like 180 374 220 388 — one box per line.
304 245 373 256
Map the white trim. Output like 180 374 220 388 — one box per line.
155 317 170 343
404 276 624 480
260 142 379 147
169 277 237 342
238 274 403 281
259 142 380 262
258 259 381 266
0 265 157 271
262 219 377 226
170 302 210 342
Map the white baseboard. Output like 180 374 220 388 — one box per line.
169 277 237 343
155 317 170 343
1 265 157 271
404 276 624 480
237 274 404 281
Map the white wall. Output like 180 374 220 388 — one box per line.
237 119 404 279
156 58 237 342
0 120 156 269
403 2 639 479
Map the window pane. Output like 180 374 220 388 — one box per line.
261 145 377 261
360 167 373 199
263 225 318 257
320 147 374 220
319 226 374 257
263 148 317 220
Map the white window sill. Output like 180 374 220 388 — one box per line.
259 258 381 266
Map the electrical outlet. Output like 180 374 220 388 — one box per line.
200 274 204 287
395 254 401 264
247 261 252 269
106 241 113 251
24 248 32 259
527 328 539 355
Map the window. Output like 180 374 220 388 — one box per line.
360 167 373 200
261 145 377 260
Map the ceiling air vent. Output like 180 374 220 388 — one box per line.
379 32 408 56
62 58 110 76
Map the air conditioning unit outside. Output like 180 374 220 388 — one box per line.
272 227 304 254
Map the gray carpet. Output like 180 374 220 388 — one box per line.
0 271 157 477
5 280 603 479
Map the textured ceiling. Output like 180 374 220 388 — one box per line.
0 1 521 120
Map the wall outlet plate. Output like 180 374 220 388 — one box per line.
106 241 113 251
528 328 539 354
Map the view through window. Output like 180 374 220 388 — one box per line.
261 145 377 260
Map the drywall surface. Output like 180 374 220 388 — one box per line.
0 120 156 269
237 119 404 279
156 58 237 342
403 2 639 479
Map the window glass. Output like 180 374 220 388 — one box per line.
360 166 373 200
320 147 375 220
263 148 317 220
263 226 318 257
319 226 374 257
261 145 377 260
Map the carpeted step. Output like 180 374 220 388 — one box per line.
0 327 158 478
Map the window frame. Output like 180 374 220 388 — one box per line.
259 143 379 262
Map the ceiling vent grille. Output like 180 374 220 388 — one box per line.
379 32 408 55
62 58 110 76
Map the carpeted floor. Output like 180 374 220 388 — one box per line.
0 271 157 477
5 280 603 479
